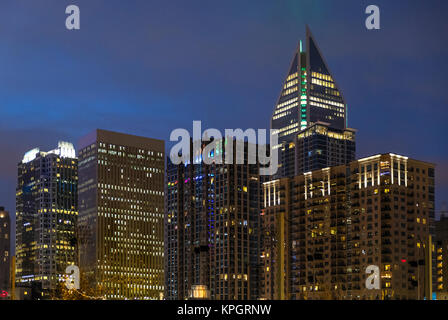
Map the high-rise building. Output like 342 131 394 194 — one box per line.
434 214 448 294
0 207 10 298
280 122 356 177
15 142 78 300
261 153 435 300
165 140 213 300
77 129 165 300
435 213 448 240
165 139 263 300
271 26 356 177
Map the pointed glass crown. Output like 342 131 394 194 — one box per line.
271 26 347 144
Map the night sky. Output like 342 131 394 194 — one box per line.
1 0 447 235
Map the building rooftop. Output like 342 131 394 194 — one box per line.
22 141 76 163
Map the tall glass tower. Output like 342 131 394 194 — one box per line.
165 139 263 300
271 26 356 177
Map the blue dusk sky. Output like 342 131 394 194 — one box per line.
1 0 447 227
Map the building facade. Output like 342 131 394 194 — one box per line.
435 215 448 295
165 140 213 299
15 142 78 299
0 207 10 298
165 139 263 300
271 26 356 178
280 122 356 177
261 153 435 300
77 129 165 299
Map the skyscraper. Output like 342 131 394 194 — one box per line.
271 26 356 177
0 207 10 299
261 153 435 300
15 142 78 300
279 122 356 178
434 214 448 295
165 139 263 300
165 140 214 300
77 129 165 300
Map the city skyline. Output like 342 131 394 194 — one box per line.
1 2 448 302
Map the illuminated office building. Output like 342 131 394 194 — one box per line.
165 139 263 300
77 129 165 300
435 214 448 294
15 142 78 299
271 26 356 177
0 207 10 298
281 122 356 177
165 140 213 300
261 154 434 300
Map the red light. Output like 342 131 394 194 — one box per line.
401 259 407 263
0 290 8 298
